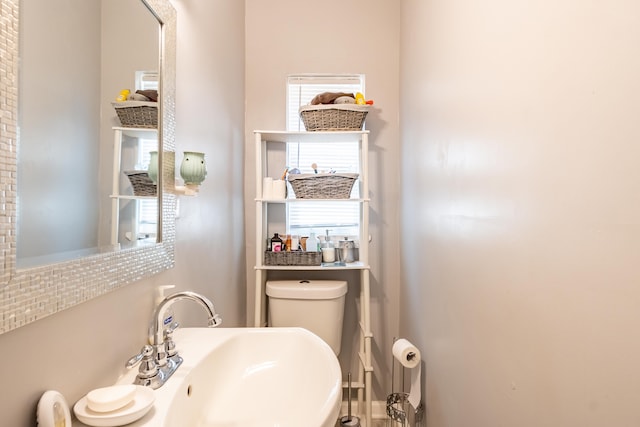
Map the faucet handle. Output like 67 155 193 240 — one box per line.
165 321 179 335
164 322 179 359
137 345 159 380
126 346 146 369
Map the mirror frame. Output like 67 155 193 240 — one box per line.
0 0 177 335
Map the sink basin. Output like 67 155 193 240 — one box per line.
103 327 342 427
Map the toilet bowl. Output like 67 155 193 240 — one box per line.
266 280 347 355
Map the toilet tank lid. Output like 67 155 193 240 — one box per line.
266 280 347 299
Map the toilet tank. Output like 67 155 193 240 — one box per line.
266 280 347 355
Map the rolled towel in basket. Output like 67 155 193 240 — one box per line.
128 93 151 101
135 89 158 102
310 92 354 105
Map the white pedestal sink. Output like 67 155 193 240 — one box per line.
75 327 342 427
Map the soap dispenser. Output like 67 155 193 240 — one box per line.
321 229 335 263
321 229 334 249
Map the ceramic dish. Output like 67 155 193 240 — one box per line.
73 386 155 427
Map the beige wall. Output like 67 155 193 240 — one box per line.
244 0 401 400
400 0 640 426
0 1 245 425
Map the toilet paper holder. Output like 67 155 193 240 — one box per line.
386 339 424 427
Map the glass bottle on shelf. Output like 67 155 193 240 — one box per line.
306 232 319 252
271 233 283 252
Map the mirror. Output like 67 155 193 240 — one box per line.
17 0 159 268
0 0 177 335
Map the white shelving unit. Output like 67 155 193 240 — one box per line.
253 130 373 426
110 126 157 245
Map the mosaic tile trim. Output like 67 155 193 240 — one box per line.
0 0 177 335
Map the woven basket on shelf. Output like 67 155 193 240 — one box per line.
124 171 157 197
287 173 358 199
112 101 158 128
264 251 322 266
299 104 368 131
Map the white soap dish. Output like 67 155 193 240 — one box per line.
37 390 72 427
74 385 155 427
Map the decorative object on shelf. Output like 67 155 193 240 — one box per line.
338 237 357 263
111 101 158 128
116 89 131 102
299 104 368 131
123 171 157 197
180 151 207 185
147 151 158 184
288 173 359 199
354 92 374 106
172 151 207 196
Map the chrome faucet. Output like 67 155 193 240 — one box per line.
127 291 222 389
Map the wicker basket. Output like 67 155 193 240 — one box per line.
112 101 158 128
124 171 157 197
288 173 358 199
299 104 368 131
264 251 322 266
387 392 424 426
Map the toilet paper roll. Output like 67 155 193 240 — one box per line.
262 177 273 199
392 338 421 369
392 338 421 409
272 179 286 199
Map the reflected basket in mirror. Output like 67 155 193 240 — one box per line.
123 171 157 197
112 101 158 128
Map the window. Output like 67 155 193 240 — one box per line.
286 74 364 238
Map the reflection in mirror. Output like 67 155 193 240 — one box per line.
0 0 177 335
17 0 160 269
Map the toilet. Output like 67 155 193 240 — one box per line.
266 280 347 355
